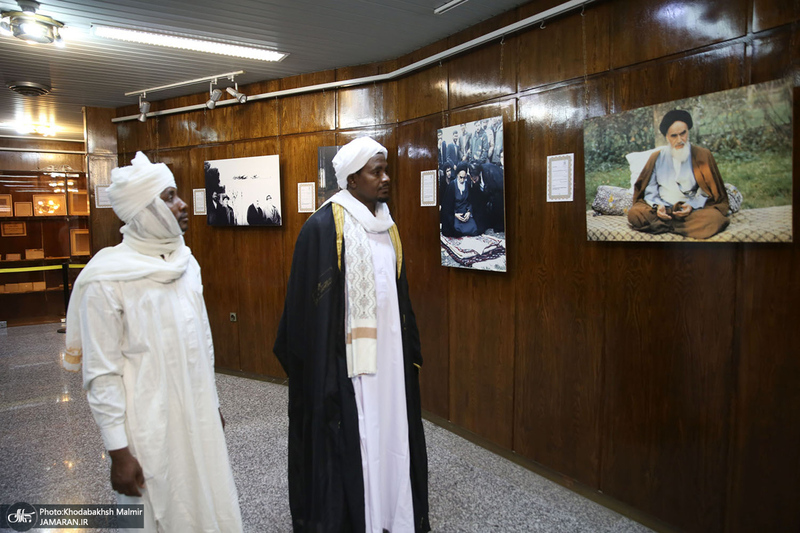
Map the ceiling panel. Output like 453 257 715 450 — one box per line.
0 0 531 141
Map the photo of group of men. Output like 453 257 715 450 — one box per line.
204 155 282 227
437 117 507 272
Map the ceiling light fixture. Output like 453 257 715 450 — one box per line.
138 94 150 123
226 83 247 104
434 0 471 15
0 0 65 46
93 24 287 62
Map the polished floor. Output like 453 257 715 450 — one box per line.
0 324 653 532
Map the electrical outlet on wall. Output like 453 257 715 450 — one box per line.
229 313 237 322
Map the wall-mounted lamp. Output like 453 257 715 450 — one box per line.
138 94 150 122
226 83 247 104
206 82 223 109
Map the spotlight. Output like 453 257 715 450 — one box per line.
226 84 246 104
138 95 150 122
206 87 222 109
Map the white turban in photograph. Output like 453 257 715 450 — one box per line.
108 151 176 223
332 137 388 189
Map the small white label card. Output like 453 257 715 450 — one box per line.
298 182 316 213
547 153 574 202
420 170 437 207
193 189 207 216
94 185 112 208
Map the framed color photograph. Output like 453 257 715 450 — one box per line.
437 116 507 272
584 78 793 243
0 194 11 217
32 194 67 216
14 202 33 217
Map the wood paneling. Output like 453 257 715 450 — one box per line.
395 117 450 419
337 63 397 129
614 45 746 112
279 132 336 281
610 0 747 68
448 40 517 110
514 83 606 486
752 0 800 32
231 138 286 377
186 145 241 371
725 88 800 533
87 156 121 253
397 65 448 123
84 107 117 155
280 71 337 135
518 1 611 91
750 29 800 84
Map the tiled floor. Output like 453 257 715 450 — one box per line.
0 324 654 532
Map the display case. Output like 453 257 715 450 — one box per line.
0 171 90 326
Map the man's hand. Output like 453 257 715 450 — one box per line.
656 204 672 220
109 447 145 497
672 202 693 218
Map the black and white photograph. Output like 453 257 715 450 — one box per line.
437 117 507 272
317 145 342 208
204 154 282 227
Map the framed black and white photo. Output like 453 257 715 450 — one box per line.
204 155 282 227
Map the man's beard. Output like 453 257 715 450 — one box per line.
377 197 389 203
668 141 691 163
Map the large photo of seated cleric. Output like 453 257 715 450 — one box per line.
204 154 282 226
437 117 507 272
584 78 793 243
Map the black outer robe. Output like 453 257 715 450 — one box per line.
274 203 431 533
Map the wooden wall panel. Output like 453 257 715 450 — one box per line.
280 71 337 135
337 63 397 129
186 145 241 371
397 65 448 123
87 156 121 253
517 1 611 91
514 83 606 486
752 0 800 32
614 45 746 112
228 139 286 377
0 150 39 171
156 94 212 149
609 0 747 68
725 88 800 533
447 40 517 110
84 107 117 155
279 132 336 281
445 101 517 449
117 115 156 154
750 29 800 84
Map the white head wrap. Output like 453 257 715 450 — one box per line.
332 137 388 189
108 151 176 223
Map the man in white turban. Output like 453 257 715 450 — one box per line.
274 137 430 532
64 152 243 532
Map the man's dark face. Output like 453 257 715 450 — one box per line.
445 167 452 183
470 171 481 184
453 131 459 142
348 153 390 208
160 186 189 232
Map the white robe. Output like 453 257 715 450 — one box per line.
352 231 414 533
79 257 243 533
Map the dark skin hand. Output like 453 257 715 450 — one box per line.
108 410 226 496
109 447 145 497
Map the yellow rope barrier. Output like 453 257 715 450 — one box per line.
0 264 86 274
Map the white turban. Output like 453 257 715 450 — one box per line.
332 137 388 189
108 151 176 223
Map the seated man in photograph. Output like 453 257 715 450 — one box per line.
63 152 243 532
628 109 730 239
441 162 479 237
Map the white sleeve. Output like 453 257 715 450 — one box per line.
79 281 128 451
195 259 220 410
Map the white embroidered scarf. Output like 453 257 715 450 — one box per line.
329 190 394 377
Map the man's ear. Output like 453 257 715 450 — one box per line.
346 173 357 189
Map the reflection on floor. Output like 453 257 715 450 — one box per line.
0 324 653 532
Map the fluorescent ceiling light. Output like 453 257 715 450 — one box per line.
434 0 470 15
93 25 287 62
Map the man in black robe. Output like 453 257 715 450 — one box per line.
274 136 430 533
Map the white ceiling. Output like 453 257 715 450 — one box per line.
0 0 531 142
